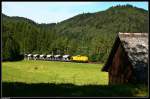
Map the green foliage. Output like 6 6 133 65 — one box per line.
90 54 99 62
2 32 20 61
2 5 148 62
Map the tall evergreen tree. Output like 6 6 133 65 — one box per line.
2 32 20 61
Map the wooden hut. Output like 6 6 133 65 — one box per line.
102 32 148 85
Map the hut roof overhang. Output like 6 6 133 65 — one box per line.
102 32 148 72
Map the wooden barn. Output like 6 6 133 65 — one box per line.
102 32 148 85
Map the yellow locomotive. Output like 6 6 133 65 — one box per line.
71 55 88 62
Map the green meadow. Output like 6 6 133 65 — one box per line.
2 60 108 85
2 60 148 97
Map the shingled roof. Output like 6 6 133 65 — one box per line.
102 32 148 71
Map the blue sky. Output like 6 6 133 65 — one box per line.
2 2 148 24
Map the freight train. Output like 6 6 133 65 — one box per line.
24 54 89 63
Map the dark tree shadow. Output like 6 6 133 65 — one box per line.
2 82 148 97
2 54 24 62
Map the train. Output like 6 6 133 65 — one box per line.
71 55 88 62
24 54 89 63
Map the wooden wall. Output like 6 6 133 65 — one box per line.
108 44 133 84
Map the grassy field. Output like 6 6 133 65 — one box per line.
2 60 108 85
2 60 148 97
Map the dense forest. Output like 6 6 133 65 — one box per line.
2 5 148 62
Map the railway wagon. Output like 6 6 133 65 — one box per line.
71 55 88 63
24 54 88 63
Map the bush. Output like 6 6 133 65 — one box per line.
90 54 99 62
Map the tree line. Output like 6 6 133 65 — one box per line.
2 5 148 62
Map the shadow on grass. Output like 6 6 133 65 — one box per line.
2 82 148 97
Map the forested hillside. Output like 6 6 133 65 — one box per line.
2 5 148 62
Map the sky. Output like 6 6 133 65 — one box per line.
2 2 148 24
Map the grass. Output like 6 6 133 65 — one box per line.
2 60 148 97
2 60 108 85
